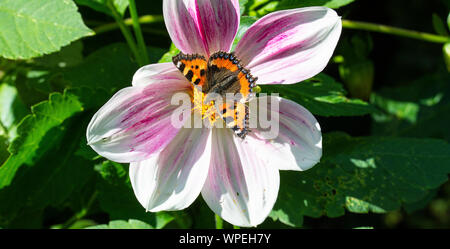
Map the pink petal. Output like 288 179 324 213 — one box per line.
163 0 240 56
129 126 211 211
234 7 342 85
250 96 322 171
132 62 186 87
201 128 280 227
86 76 191 163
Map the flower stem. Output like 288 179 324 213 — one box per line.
61 191 98 229
107 0 144 66
128 0 149 65
342 19 450 44
92 15 164 35
215 214 223 229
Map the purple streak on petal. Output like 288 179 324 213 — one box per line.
163 0 240 56
86 79 191 163
129 126 212 212
201 128 280 227
234 7 342 85
249 96 322 171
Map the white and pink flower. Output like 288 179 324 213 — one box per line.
87 0 341 227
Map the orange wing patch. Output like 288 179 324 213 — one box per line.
208 51 257 101
172 53 208 88
216 101 249 139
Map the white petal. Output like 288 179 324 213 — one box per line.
250 96 322 171
163 0 240 56
201 128 280 227
130 126 212 212
235 7 342 85
86 79 191 163
132 62 187 87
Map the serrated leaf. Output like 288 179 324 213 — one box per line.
0 0 94 60
75 0 129 16
261 74 374 117
0 113 94 227
271 132 450 227
86 219 152 229
97 161 174 229
0 87 108 189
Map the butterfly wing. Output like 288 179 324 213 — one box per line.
172 52 208 89
207 51 257 101
215 101 250 139
207 51 255 139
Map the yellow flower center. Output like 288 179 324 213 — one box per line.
191 86 219 125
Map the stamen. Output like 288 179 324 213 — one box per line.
191 87 219 125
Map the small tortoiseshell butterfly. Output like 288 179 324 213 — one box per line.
172 51 257 138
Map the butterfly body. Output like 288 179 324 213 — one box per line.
173 51 257 138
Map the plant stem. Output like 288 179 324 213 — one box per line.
342 19 450 44
128 0 149 65
61 191 98 229
93 15 164 35
107 1 144 66
215 214 223 229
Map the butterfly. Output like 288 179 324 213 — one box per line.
172 51 257 138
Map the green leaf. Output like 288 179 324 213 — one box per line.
432 13 449 36
276 0 356 9
62 43 139 93
0 82 29 140
86 219 152 229
97 161 174 229
231 16 258 51
261 74 375 117
33 41 84 69
371 72 450 141
0 87 108 189
158 43 180 63
0 136 8 166
75 0 129 16
252 0 356 16
0 0 94 60
239 0 249 15
271 132 450 227
0 113 95 227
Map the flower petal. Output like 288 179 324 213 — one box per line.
235 7 342 85
132 62 186 87
250 96 322 171
86 79 191 163
163 0 240 56
201 128 280 227
130 126 212 211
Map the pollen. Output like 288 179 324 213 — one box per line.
191 86 218 125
